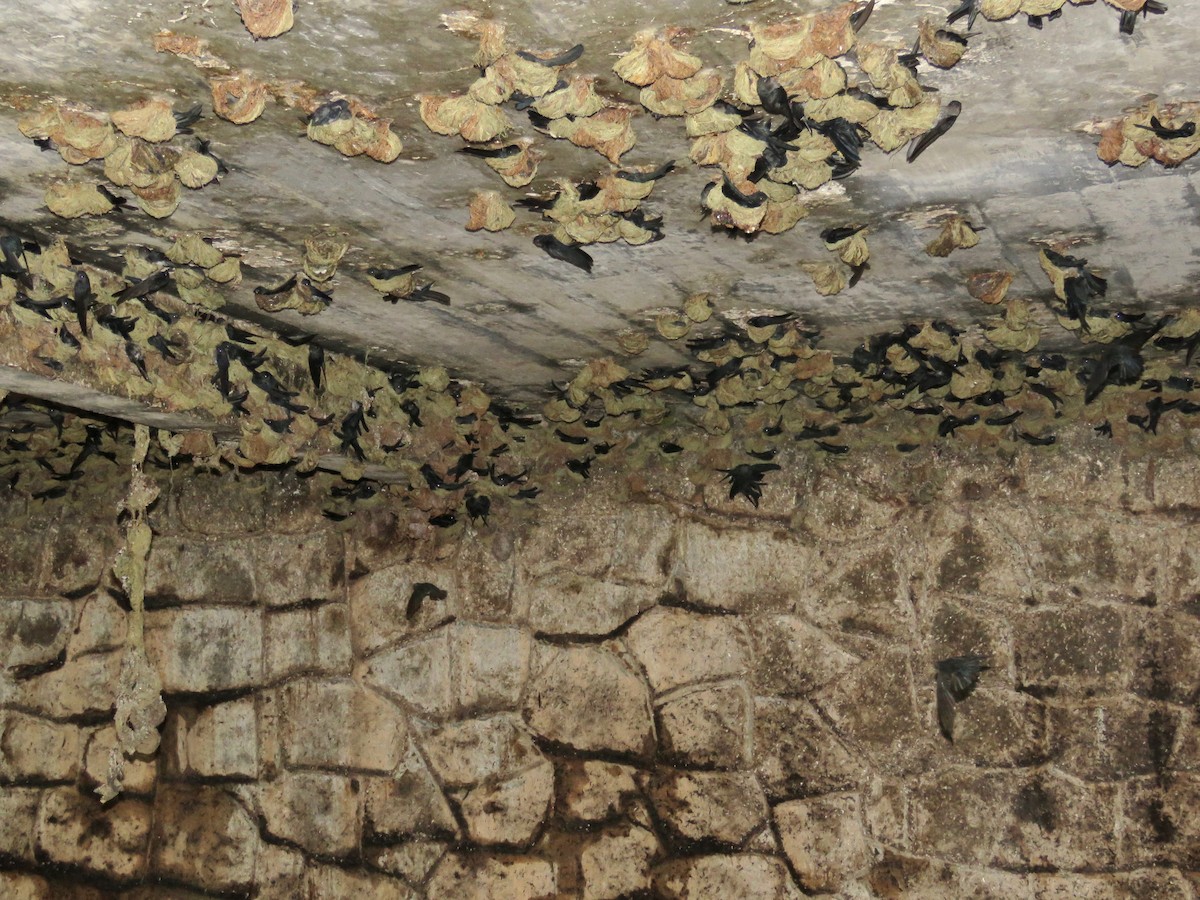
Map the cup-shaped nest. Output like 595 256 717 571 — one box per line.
466 191 515 232
918 18 968 69
112 99 177 143
44 181 115 217
485 140 540 187
613 27 703 87
419 94 511 143
801 262 848 295
168 233 225 269
640 69 724 117
20 104 118 163
981 0 1022 17
968 271 1013 305
926 216 981 257
856 43 924 108
864 97 941 152
211 73 269 124
304 236 348 283
235 0 294 39
175 151 219 188
131 175 182 218
547 108 636 164
532 76 606 119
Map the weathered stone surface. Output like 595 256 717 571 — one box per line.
775 793 870 894
653 854 801 899
579 824 661 900
459 758 554 847
869 850 1036 899
814 647 933 775
0 786 42 862
1129 610 1200 705
36 788 152 882
348 563 452 657
911 767 1119 870
368 839 449 884
948 688 1046 768
364 627 453 717
451 622 530 713
82 725 156 796
623 606 751 694
42 523 116 595
420 714 543 787
557 759 641 824
523 643 654 758
253 841 307 900
657 681 752 768
1048 697 1173 781
1014 604 1127 692
526 574 655 636
862 776 907 849
1121 774 1200 869
363 741 459 840
68 593 127 657
806 546 912 640
0 528 46 594
282 679 407 773
0 599 74 669
150 785 258 893
747 614 859 695
0 710 80 782
673 523 810 613
649 769 768 847
144 607 263 693
17 650 120 718
427 853 557 900
146 532 343 607
754 697 864 800
306 864 417 900
258 771 360 857
264 602 352 679
171 696 258 779
517 504 674 585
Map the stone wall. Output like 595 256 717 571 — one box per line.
1 445 1198 898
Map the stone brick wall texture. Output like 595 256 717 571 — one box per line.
1 446 1198 898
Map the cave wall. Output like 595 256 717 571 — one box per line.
1 446 1198 899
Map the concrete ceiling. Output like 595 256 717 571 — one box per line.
1 0 1197 406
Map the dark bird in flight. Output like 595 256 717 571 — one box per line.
517 44 584 67
533 234 593 273
935 654 988 741
718 462 781 507
907 101 962 162
407 582 448 619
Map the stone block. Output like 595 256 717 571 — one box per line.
868 850 1036 899
427 853 557 900
657 681 752 768
258 771 360 858
145 606 263 693
523 642 654 758
1121 774 1200 869
775 793 870 894
517 505 674 585
17 650 120 719
0 599 74 669
579 824 660 900
673 522 811 613
460 758 554 847
146 532 343 607
82 726 156 796
1129 611 1200 705
813 647 933 776
348 564 453 657
0 710 80 782
753 697 864 800
264 602 352 680
652 854 802 900
367 839 449 884
623 606 751 695
948 688 1046 769
42 522 117 596
648 769 768 847
306 865 418 900
36 787 151 883
150 784 258 893
746 614 858 696
1048 697 1175 781
451 621 530 714
363 742 458 841
862 777 907 849
253 841 306 900
804 546 913 640
525 574 656 637
1014 604 1127 692
419 713 543 788
281 679 407 774
0 527 46 594
364 627 453 718
0 785 42 862
68 592 127 658
557 759 641 825
172 696 259 779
